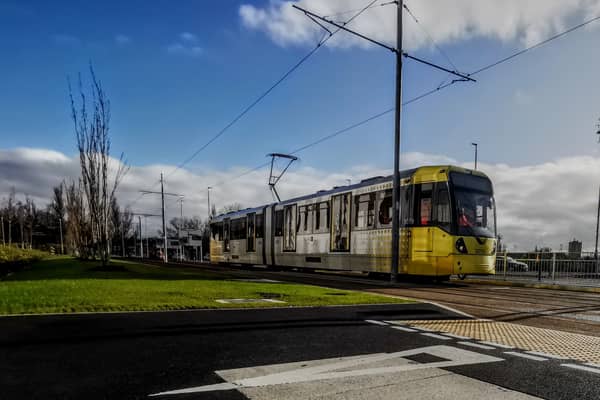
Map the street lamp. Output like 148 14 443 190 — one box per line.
595 119 600 266
471 142 478 170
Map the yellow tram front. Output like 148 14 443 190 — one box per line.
404 166 497 278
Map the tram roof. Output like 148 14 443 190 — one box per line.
211 165 487 221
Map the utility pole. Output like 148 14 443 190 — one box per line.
595 186 599 259
596 119 600 271
140 176 182 264
207 187 212 221
291 2 474 284
390 0 403 283
160 173 167 262
472 142 478 170
178 196 184 261
139 215 143 258
1 215 4 246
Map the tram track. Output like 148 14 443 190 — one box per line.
140 259 600 337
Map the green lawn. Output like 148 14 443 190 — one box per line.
0 257 411 315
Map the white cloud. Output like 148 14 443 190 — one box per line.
167 32 203 57
115 34 132 45
179 32 197 42
239 0 600 50
1 147 598 253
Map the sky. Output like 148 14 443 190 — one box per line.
1 0 600 251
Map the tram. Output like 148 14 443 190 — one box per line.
209 165 496 279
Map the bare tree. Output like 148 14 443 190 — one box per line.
69 66 128 267
110 198 133 255
25 196 36 249
6 188 15 246
65 179 92 258
218 203 243 215
50 184 66 253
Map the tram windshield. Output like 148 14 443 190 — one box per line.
451 172 496 238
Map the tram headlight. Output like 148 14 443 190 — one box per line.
455 238 468 254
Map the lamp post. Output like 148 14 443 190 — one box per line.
595 119 600 269
472 142 478 170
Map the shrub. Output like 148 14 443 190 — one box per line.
0 246 47 276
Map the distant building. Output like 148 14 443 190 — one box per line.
568 239 582 258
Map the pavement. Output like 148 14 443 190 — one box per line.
2 303 600 400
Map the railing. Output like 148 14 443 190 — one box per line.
478 251 600 288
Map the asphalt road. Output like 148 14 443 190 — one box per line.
2 304 600 400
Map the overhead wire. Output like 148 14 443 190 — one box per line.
133 5 600 205
323 1 396 20
470 13 600 76
402 2 458 71
124 0 380 210
211 10 600 190
164 0 380 181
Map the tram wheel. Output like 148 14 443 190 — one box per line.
457 273 467 280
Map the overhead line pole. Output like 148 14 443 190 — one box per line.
292 2 474 283
140 173 183 263
390 0 403 283
161 173 167 262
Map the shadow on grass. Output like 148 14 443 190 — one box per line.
2 257 234 282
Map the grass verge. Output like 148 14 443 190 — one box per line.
0 257 412 315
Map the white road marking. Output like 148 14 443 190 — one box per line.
444 333 472 340
586 362 600 368
479 341 514 349
458 342 496 350
148 345 504 396
390 326 418 333
526 351 568 360
561 364 600 374
364 319 388 326
421 333 453 340
149 382 238 396
504 352 548 362
411 326 438 332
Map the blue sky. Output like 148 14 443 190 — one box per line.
2 0 599 176
3 0 600 250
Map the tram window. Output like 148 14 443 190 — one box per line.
415 183 433 226
274 210 284 236
255 214 264 238
377 190 392 227
230 219 239 240
331 193 351 251
354 193 375 230
434 186 451 230
230 218 247 240
298 205 313 234
247 214 255 239
283 204 297 251
315 202 330 233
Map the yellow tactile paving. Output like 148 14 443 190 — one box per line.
393 320 600 364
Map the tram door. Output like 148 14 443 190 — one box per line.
411 184 433 268
331 193 351 252
247 213 255 252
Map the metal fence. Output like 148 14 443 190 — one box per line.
478 251 600 288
